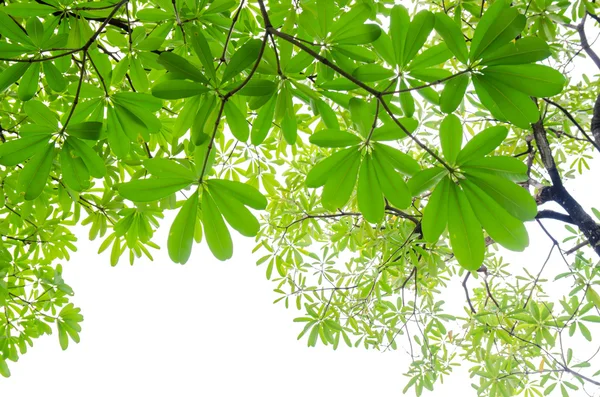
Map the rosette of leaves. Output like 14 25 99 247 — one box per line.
117 158 266 264
0 100 106 199
362 0 565 124
434 0 566 126
409 114 536 271
305 98 420 223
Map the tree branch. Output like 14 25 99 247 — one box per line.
532 120 600 257
536 210 575 225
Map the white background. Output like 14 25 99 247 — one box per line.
1 168 598 396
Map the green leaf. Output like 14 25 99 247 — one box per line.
18 62 40 101
111 92 163 112
0 358 10 378
210 183 260 237
309 130 361 148
466 171 537 221
403 11 435 67
60 145 90 192
66 122 103 140
43 61 67 92
189 26 217 83
447 183 485 271
152 80 209 99
409 67 452 82
480 37 552 66
422 176 450 243
408 78 439 105
372 151 412 209
224 100 250 141
157 51 208 83
399 80 415 118
238 79 277 97
440 74 469 114
130 56 149 92
221 39 263 84
307 323 319 347
168 191 198 264
434 13 468 64
581 315 600 323
279 85 297 145
390 5 410 66
357 154 384 223
66 137 106 178
470 1 526 61
0 63 30 94
58 321 69 350
370 119 417 141
321 151 361 210
330 24 381 45
456 125 508 164
205 0 235 14
18 143 55 200
106 106 130 158
407 43 451 71
408 167 447 196
143 158 197 180
118 178 193 202
0 43 31 58
206 179 267 210
329 3 371 41
349 98 373 137
462 156 528 182
0 11 33 45
352 64 394 82
482 65 566 97
373 143 421 176
3 2 56 17
579 322 592 341
24 100 59 128
0 133 51 166
472 74 539 129
314 99 340 130
192 94 217 145
113 103 148 141
462 179 529 251
440 114 462 164
586 288 600 311
306 147 357 188
201 191 233 261
250 94 277 145
333 45 377 63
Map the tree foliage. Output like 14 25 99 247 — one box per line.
0 0 600 395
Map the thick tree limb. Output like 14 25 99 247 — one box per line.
578 13 600 70
532 120 600 257
591 94 600 148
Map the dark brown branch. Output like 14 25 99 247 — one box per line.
462 273 476 314
591 94 600 148
578 13 600 70
536 210 575 225
565 239 590 255
532 120 600 257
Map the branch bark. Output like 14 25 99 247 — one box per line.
532 120 600 257
592 94 600 148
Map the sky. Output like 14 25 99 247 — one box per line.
4 9 600 397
